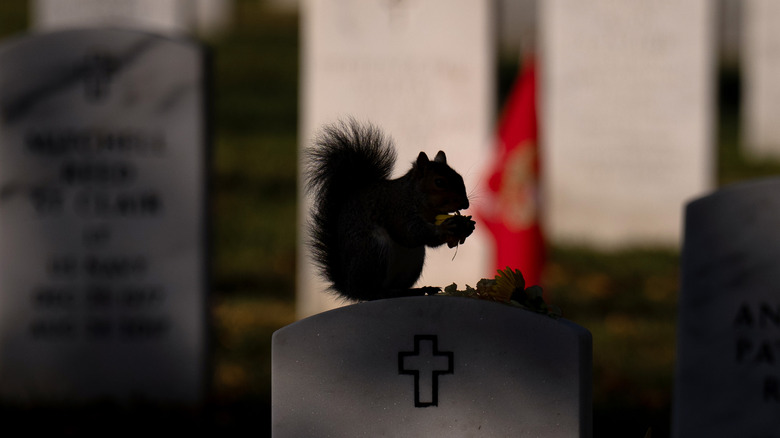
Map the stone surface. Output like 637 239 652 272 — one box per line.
32 0 192 35
193 0 233 37
297 0 495 318
273 296 592 437
540 0 715 249
741 0 780 159
673 177 780 437
0 28 208 403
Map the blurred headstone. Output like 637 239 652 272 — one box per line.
298 0 495 318
194 0 233 38
32 0 193 35
540 0 715 249
741 0 780 159
497 0 537 59
719 0 742 66
0 28 208 403
674 178 780 437
273 296 592 437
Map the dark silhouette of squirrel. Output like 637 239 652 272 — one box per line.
305 119 476 301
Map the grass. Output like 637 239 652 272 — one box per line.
546 248 680 437
4 1 780 437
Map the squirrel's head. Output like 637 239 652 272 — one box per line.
414 151 470 217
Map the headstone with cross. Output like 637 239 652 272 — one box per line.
272 296 592 437
0 28 208 403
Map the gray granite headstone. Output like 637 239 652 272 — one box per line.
673 178 780 437
0 29 208 403
273 296 592 437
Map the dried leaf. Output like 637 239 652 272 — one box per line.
436 267 561 318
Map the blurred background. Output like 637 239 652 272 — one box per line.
0 0 778 437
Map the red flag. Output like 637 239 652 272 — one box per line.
478 57 544 286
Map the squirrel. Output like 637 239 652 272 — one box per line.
305 119 476 301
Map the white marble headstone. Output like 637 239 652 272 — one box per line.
194 0 233 37
32 0 193 35
540 0 715 249
741 0 780 159
673 178 780 437
273 296 592 437
298 0 495 318
0 28 207 403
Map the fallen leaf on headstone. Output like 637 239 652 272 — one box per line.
437 267 560 318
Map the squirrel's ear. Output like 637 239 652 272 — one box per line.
434 151 447 164
416 152 430 166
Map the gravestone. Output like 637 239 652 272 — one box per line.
719 0 742 65
273 296 592 437
673 178 780 437
0 28 208 403
194 0 233 38
540 0 715 249
298 0 495 318
497 0 537 58
741 0 780 159
32 0 192 35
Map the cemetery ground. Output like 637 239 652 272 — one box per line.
1 1 779 437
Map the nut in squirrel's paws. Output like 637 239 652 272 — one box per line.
435 211 472 225
436 212 476 248
435 213 457 226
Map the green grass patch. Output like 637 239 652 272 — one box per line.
546 246 678 436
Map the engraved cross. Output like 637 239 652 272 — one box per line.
398 334 454 407
82 52 118 102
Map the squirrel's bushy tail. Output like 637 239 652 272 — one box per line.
305 119 396 291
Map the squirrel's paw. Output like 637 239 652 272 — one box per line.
419 286 442 295
402 286 440 297
439 215 475 247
